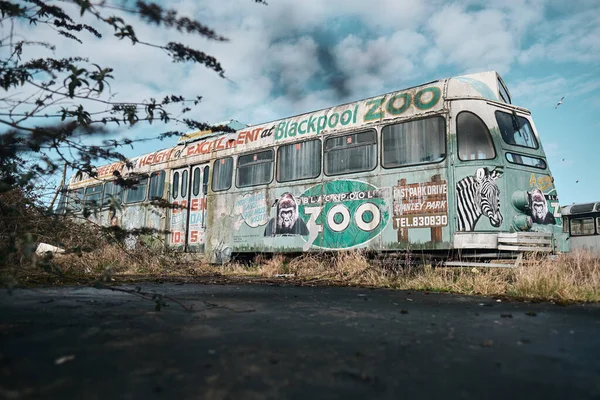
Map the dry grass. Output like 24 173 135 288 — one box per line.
217 249 600 303
511 251 600 302
8 245 207 285
6 242 600 303
55 245 188 276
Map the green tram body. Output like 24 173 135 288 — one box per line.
61 71 568 263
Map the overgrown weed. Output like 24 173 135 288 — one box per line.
225 249 600 302
4 223 599 302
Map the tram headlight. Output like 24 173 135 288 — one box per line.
513 215 532 231
511 190 529 211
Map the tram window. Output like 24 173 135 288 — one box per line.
457 112 496 161
103 181 123 206
124 176 148 204
55 190 67 214
324 130 376 176
149 171 165 200
570 217 595 236
172 172 179 199
277 139 321 182
498 79 511 104
84 184 103 207
181 170 188 198
66 188 84 212
597 217 600 235
202 166 209 195
505 153 546 169
212 157 233 192
495 111 538 149
236 150 274 187
382 116 445 168
192 167 201 196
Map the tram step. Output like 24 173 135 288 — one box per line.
443 260 516 268
497 232 554 253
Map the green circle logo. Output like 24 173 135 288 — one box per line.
297 180 389 249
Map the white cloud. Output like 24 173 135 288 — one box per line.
4 0 600 136
510 74 600 110
333 30 430 95
519 7 600 64
266 37 320 95
426 4 519 74
3 0 599 208
510 75 569 107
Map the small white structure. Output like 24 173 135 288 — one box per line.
35 243 65 255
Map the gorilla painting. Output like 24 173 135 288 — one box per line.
529 188 556 224
264 192 309 236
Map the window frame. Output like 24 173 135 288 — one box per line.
172 171 180 200
505 152 547 170
148 170 166 200
324 129 378 177
202 165 209 195
456 111 497 162
498 78 511 104
212 157 233 192
192 167 201 196
380 115 447 170
494 110 539 150
181 169 189 198
123 175 148 205
235 149 274 188
83 183 104 208
569 217 596 236
55 189 68 214
276 138 322 183
102 181 123 207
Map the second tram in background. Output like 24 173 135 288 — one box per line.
561 203 600 253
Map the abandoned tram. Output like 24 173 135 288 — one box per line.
58 71 568 263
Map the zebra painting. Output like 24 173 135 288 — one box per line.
456 167 503 232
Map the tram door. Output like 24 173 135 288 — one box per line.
187 164 209 251
169 164 209 251
450 105 505 233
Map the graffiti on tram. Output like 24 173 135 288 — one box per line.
170 197 207 245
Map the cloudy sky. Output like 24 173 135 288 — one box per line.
9 0 600 204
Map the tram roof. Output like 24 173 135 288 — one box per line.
561 203 600 216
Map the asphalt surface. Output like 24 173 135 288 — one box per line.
1 282 599 400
